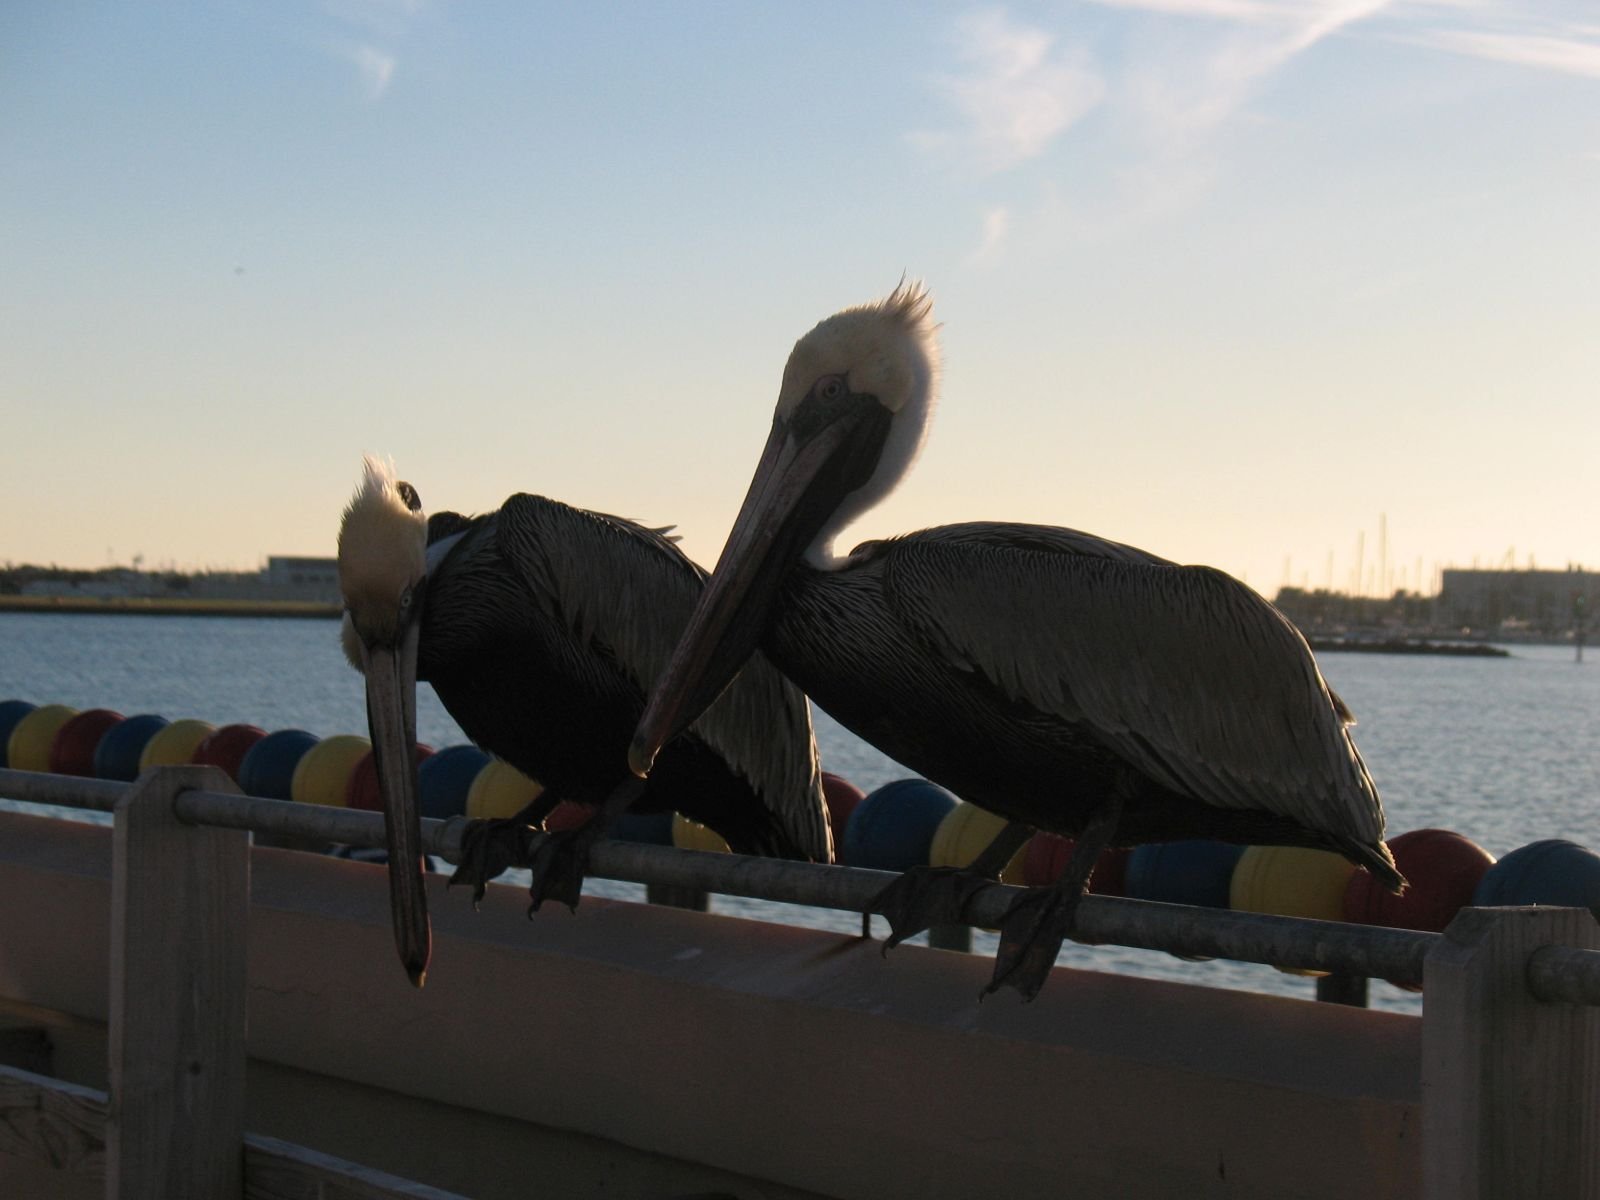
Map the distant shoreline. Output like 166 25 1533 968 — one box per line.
1308 637 1510 658
0 595 340 620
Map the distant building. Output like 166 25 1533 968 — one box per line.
1437 567 1595 636
264 556 340 595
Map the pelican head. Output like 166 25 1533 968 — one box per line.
337 456 431 987
629 282 940 777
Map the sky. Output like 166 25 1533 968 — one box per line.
3 0 1597 596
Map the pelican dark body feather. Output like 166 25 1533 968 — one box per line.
632 285 1401 998
418 495 826 860
767 522 1397 881
338 462 828 983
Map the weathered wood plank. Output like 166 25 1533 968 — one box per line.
0 1067 471 1200
109 766 251 1200
1422 906 1600 1200
0 1065 105 1176
244 1134 471 1200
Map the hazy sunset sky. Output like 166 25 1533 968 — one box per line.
4 1 1597 595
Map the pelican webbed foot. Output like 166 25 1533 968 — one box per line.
868 819 1034 953
521 776 648 916
982 800 1121 1001
984 885 1085 1001
869 866 1001 952
449 817 542 907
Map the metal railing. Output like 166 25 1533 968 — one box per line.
2 764 1599 1199
5 765 1600 999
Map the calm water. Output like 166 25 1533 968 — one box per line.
4 612 1598 1011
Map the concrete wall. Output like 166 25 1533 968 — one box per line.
0 810 1422 1199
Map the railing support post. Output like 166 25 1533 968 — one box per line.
1422 906 1600 1199
108 766 249 1200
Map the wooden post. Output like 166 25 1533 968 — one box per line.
645 883 710 911
109 766 249 1200
1314 972 1368 1007
1422 906 1600 1200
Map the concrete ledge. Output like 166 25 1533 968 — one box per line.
0 810 1421 1199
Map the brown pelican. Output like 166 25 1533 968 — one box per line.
338 459 830 985
629 284 1403 999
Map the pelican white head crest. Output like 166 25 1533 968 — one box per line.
778 281 941 567
338 455 427 668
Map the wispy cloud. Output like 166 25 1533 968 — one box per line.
1416 28 1600 79
911 10 1106 172
320 0 427 99
1125 0 1395 141
968 206 1012 263
349 44 397 99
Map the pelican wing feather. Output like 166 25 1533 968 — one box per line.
496 494 829 861
877 523 1386 844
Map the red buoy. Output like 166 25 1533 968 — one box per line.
821 771 865 850
192 724 268 783
1343 828 1494 932
49 709 125 777
345 744 436 811
1021 832 1129 896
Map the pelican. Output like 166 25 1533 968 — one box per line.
630 283 1403 999
338 458 830 985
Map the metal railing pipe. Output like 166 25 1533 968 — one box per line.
6 766 1600 1003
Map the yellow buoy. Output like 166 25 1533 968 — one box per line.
6 704 79 772
466 759 544 820
290 734 373 806
671 812 731 854
138 719 217 770
929 801 1027 884
1230 845 1358 976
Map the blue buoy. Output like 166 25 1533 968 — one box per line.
1124 840 1245 909
0 700 37 769
841 778 958 871
92 714 171 781
1472 839 1600 908
613 809 674 845
238 729 320 800
417 745 491 820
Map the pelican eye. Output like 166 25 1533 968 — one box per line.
816 375 847 402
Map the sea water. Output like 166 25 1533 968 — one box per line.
4 612 1597 1011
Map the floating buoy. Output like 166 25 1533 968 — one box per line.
1472 839 1600 908
929 801 1027 883
49 708 125 777
7 704 78 772
1230 845 1356 922
1125 840 1245 909
0 700 39 768
466 759 543 820
672 812 731 854
139 718 217 770
840 778 957 871
1019 832 1130 896
345 744 436 811
1344 829 1494 931
544 800 597 833
193 724 267 783
1231 845 1358 977
416 745 490 819
291 734 372 807
93 714 170 781
821 771 865 847
236 729 318 799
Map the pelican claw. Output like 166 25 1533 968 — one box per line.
869 866 998 952
984 887 1082 1002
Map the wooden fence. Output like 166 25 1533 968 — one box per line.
1 764 1597 1199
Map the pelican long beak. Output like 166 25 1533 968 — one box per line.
630 401 890 777
362 613 431 987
